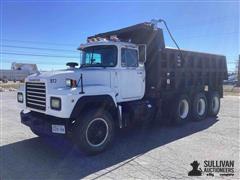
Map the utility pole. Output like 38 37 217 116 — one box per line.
237 55 240 87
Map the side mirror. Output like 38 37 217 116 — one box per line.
138 44 147 64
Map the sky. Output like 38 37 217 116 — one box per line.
0 1 239 72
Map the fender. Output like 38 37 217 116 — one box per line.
70 95 118 119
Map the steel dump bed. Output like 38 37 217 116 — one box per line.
146 47 228 97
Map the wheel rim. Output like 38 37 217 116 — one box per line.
86 118 109 147
212 96 219 113
179 99 189 119
197 98 206 116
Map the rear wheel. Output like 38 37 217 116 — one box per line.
171 94 191 125
191 92 208 121
208 92 220 117
72 109 115 155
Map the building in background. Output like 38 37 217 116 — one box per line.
0 62 38 83
11 62 38 74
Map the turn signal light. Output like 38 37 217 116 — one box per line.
66 79 77 88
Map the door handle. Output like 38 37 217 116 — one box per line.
137 72 143 75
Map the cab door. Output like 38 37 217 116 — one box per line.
118 47 145 101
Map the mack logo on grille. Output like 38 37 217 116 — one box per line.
29 79 41 81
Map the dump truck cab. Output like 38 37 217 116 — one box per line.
78 40 146 102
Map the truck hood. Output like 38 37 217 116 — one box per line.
26 68 111 89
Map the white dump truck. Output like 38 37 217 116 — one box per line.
17 21 227 154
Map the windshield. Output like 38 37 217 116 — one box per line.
80 45 117 67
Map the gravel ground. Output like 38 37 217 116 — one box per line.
0 92 239 180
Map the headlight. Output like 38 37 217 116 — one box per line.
50 97 61 110
17 92 23 103
66 79 77 88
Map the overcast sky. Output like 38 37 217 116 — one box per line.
1 1 239 71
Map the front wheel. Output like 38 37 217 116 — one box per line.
72 109 115 155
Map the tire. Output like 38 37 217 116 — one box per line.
207 92 220 117
72 109 115 155
191 92 208 121
171 94 191 125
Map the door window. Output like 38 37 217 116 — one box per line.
121 48 138 67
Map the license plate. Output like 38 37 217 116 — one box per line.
52 125 65 134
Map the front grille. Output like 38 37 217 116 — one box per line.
26 82 46 111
